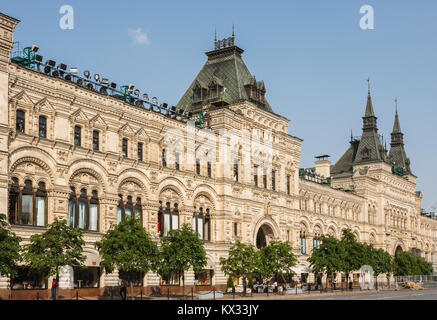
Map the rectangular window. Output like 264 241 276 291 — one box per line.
233 159 238 182
38 116 47 138
119 271 144 287
300 237 306 254
122 138 128 157
92 130 99 151
195 270 213 286
35 196 45 227
207 161 212 178
68 199 76 228
74 126 81 146
11 267 47 290
175 152 180 170
286 175 290 195
196 159 201 175
162 149 167 167
263 168 267 189
21 194 32 225
78 201 86 229
253 165 258 187
74 267 100 288
233 222 238 237
137 143 143 161
16 110 25 133
89 203 98 231
272 170 276 191
161 272 180 286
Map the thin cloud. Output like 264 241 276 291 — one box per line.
128 28 150 45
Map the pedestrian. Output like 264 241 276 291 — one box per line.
51 278 57 300
120 279 127 300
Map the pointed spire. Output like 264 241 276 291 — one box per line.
392 98 402 134
364 77 375 117
214 28 217 42
232 24 235 38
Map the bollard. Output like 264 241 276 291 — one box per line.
267 286 269 296
76 291 79 300
168 288 170 300
213 287 216 300
191 287 194 300
233 287 235 299
111 287 113 300
308 285 311 294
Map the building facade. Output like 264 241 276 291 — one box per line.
0 13 435 298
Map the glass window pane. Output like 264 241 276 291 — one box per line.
172 213 179 231
21 195 32 225
117 206 122 224
68 200 76 228
125 207 132 217
89 203 98 231
164 212 170 236
134 208 141 220
79 201 86 229
204 220 210 241
197 216 203 239
35 196 45 226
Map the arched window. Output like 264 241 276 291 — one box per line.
193 207 211 241
8 178 46 226
16 110 25 133
68 187 99 231
38 116 47 138
300 231 306 254
159 202 179 237
117 195 142 224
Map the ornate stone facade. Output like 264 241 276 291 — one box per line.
0 13 435 297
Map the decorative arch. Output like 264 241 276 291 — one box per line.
10 156 55 186
252 215 280 248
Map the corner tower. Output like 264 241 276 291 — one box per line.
176 29 273 114
389 99 411 174
353 85 387 164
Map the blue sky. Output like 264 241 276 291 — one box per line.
3 0 437 210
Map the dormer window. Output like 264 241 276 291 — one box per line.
362 147 370 160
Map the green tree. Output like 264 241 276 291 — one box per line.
393 251 432 276
158 224 207 295
0 214 22 281
308 234 344 289
365 244 392 289
23 218 86 298
258 240 296 285
220 241 258 293
96 216 160 299
340 229 368 289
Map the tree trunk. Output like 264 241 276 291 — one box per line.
130 280 134 300
182 271 185 299
56 269 59 300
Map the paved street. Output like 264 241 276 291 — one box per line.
292 289 437 300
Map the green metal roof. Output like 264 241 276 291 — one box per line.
176 43 273 113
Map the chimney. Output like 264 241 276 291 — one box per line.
314 155 331 178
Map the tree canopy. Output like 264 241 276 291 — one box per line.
0 214 22 278
258 240 297 280
23 218 86 279
394 251 433 276
95 216 160 276
339 229 368 279
219 241 259 285
158 224 207 286
308 234 344 277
